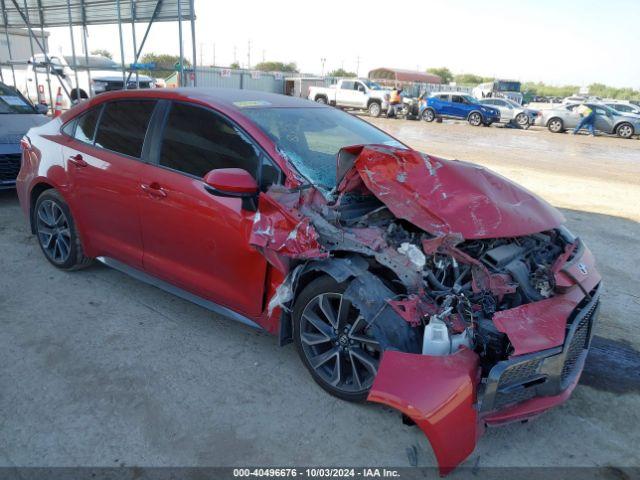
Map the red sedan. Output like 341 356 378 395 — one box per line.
17 88 601 474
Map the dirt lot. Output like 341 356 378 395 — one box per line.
1 119 639 477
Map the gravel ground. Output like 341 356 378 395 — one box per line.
1 118 639 477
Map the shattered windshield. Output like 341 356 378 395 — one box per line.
243 107 404 188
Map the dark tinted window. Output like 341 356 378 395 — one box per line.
159 103 260 179
95 101 156 157
341 81 354 90
61 119 76 137
73 106 101 143
452 95 465 104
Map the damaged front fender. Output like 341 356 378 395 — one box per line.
368 348 481 475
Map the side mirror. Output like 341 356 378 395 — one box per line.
36 104 48 114
203 168 258 210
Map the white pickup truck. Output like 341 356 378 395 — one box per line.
308 78 390 117
2 54 155 110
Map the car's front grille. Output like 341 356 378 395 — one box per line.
561 298 598 387
480 285 601 413
493 358 542 409
0 154 21 183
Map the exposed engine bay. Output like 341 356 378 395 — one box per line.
271 188 573 373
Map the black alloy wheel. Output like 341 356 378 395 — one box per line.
294 276 381 402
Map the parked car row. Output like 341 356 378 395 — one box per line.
409 91 639 138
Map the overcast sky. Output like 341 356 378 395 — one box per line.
46 0 639 88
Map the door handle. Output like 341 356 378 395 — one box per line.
141 182 167 198
68 154 88 167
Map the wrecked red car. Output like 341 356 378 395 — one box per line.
17 89 601 474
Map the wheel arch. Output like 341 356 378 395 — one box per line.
615 121 635 136
278 254 405 346
467 109 483 121
29 181 56 233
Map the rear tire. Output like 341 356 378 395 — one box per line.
468 111 483 126
547 117 564 133
422 108 436 122
616 122 634 139
315 96 327 104
34 189 92 271
368 102 381 117
293 275 381 402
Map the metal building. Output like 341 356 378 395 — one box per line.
0 27 48 61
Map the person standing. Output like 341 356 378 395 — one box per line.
387 87 403 118
572 103 596 136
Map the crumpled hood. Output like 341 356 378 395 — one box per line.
336 145 565 239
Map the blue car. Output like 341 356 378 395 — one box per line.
0 82 48 190
419 92 501 126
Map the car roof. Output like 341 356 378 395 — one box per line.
432 91 471 95
88 87 325 112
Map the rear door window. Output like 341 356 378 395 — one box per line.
73 106 102 143
94 100 156 158
158 102 261 180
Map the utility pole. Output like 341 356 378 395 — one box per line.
247 39 251 69
356 56 360 77
320 57 326 76
212 43 216 67
262 49 265 63
233 45 237 64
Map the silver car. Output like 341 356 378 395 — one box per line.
539 103 640 138
479 98 540 128
605 101 640 117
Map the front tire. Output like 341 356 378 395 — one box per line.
293 276 381 402
515 112 530 128
547 117 564 133
616 122 634 139
422 108 436 122
368 102 381 117
468 111 483 126
34 189 92 270
314 96 327 104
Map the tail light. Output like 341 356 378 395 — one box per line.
20 135 32 150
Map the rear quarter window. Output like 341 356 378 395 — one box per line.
94 100 156 158
72 106 102 143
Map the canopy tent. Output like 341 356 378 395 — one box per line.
1 0 197 111
0 0 194 28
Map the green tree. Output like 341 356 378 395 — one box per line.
254 61 298 72
328 68 357 77
230 61 241 69
139 53 191 76
453 73 484 85
427 67 453 84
